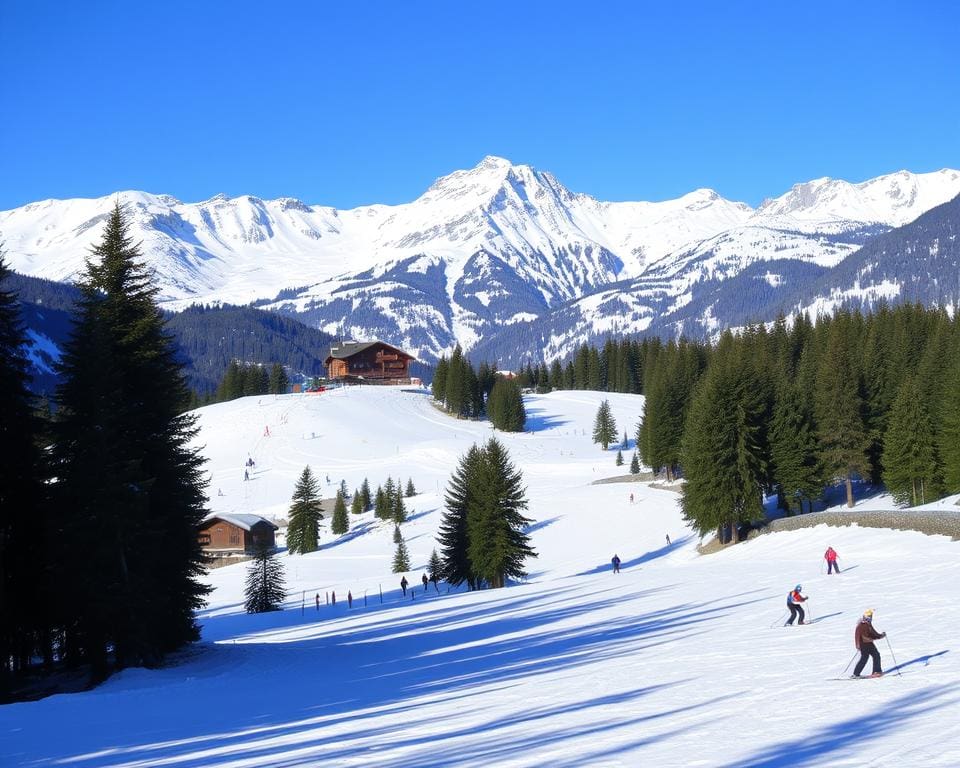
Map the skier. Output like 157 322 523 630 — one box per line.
400 576 409 596
315 593 319 612
629 493 634 503
665 534 671 546
786 584 808 625
824 546 840 575
348 591 353 609
422 573 429 591
852 609 886 678
244 469 249 481
611 554 621 574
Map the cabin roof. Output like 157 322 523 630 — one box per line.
203 513 279 532
325 340 413 362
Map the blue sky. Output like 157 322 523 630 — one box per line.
1 1 957 210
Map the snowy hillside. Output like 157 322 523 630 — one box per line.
3 160 959 362
3 387 959 767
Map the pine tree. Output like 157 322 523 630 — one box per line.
392 537 411 573
467 438 536 588
268 363 288 395
360 477 372 511
432 355 449 404
287 466 323 554
488 377 526 431
769 382 823 514
350 490 363 515
615 449 624 466
592 399 617 450
883 377 942 506
392 483 408 524
393 524 402 544
51 204 210 676
244 544 286 613
630 452 640 474
405 478 416 497
941 357 960 493
438 445 482 588
0 255 52 693
374 485 388 519
428 549 442 586
331 490 349 535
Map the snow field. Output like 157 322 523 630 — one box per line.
2 387 959 767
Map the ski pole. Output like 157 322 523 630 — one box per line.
885 635 901 676
839 650 858 678
770 610 788 628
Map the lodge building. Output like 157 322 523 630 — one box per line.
198 513 278 561
324 340 415 384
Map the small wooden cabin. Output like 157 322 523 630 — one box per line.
324 340 414 383
198 513 278 558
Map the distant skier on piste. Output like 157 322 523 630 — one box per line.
786 584 808 625
852 609 886 678
611 554 621 574
824 546 840 574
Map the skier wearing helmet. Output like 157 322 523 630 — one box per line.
786 584 808 625
852 609 886 678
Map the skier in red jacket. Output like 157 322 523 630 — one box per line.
786 584 807 625
824 546 840 574
852 609 886 678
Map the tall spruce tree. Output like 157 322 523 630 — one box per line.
769 382 823 514
51 205 209 677
438 445 482 588
467 438 536 588
941 357 960 493
630 452 640 474
592 399 617 450
883 377 941 506
488 377 526 431
392 483 408 524
0 255 52 695
405 478 417 497
428 548 442 586
244 544 286 613
330 490 349 535
360 477 372 511
350 490 363 515
286 466 323 553
392 537 411 573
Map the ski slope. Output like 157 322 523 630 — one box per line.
3 388 959 767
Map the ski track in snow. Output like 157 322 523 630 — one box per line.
2 388 959 767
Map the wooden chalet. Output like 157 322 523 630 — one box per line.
324 340 415 384
198 513 278 560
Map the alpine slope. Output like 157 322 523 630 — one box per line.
2 387 959 767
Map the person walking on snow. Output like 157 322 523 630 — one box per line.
611 554 621 574
400 576 409 596
824 546 840 574
786 584 808 625
852 609 886 678
422 573 429 591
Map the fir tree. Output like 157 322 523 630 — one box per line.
405 478 416 497
392 485 408 524
630 452 640 474
883 377 941 506
616 449 624 467
0 255 52 693
286 466 323 554
438 445 482 588
244 544 286 613
393 524 402 544
769 382 823 514
392 537 411 573
592 399 617 450
428 548 442 586
374 485 389 519
360 477 372 511
941 357 960 493
432 355 448 404
467 438 536 588
268 363 288 395
51 205 209 676
350 490 363 515
330 490 349 535
488 377 526 431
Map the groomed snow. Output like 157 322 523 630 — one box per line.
2 388 959 767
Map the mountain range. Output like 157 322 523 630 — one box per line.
2 157 959 367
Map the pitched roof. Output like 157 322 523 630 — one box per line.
204 513 279 531
325 340 413 361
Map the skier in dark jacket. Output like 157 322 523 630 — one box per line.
422 573 429 591
786 584 807 625
611 554 621 574
400 576 409 596
852 609 886 678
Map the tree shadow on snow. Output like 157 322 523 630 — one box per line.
523 407 569 432
27 585 773 768
578 535 695 575
726 683 960 767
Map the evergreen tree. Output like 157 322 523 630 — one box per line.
883 377 941 506
360 477 372 511
615 449 624 467
815 318 870 507
393 524 402 544
51 205 209 677
428 548 442 586
432 355 449 404
405 478 416 497
769 382 823 514
0 255 52 695
350 490 363 515
630 452 640 474
330 490 349 535
374 485 389 519
244 544 286 613
268 363 288 394
438 445 482 588
488 377 526 431
941 357 960 493
392 484 408 524
286 466 323 554
592 399 617 450
392 537 411 573
467 438 536 588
